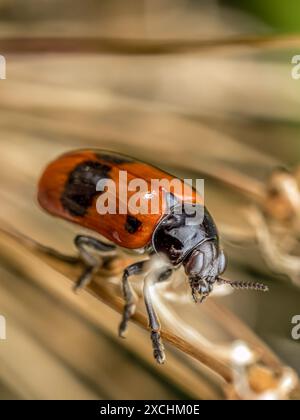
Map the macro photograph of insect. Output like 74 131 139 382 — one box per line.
0 0 300 405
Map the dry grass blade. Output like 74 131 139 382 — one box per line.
0 226 299 399
1 34 300 55
0 227 232 384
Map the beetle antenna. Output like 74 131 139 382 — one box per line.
217 277 269 292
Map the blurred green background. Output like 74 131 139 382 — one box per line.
224 0 300 33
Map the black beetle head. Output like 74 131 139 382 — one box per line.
183 240 269 302
183 240 226 303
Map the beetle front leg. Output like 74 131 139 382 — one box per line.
143 266 173 364
74 235 117 292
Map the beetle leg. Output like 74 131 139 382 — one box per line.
75 264 100 293
118 260 148 338
74 235 117 292
143 266 173 364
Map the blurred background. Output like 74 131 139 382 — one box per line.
0 0 300 400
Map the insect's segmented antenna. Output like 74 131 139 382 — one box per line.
217 277 269 292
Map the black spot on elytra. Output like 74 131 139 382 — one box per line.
61 160 111 217
125 215 142 234
95 152 133 165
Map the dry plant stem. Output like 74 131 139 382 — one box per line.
247 207 300 286
0 227 232 384
1 34 300 55
0 226 299 399
205 300 281 370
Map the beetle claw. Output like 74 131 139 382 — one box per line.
151 331 165 364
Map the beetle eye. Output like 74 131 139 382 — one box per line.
184 250 204 276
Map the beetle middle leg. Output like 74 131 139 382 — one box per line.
143 266 173 364
74 235 117 292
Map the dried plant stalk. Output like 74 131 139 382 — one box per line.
0 226 299 400
1 34 300 55
0 227 232 383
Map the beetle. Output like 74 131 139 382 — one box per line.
38 149 268 363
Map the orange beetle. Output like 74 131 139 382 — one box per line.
38 149 267 363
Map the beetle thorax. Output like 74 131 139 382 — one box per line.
152 204 219 266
